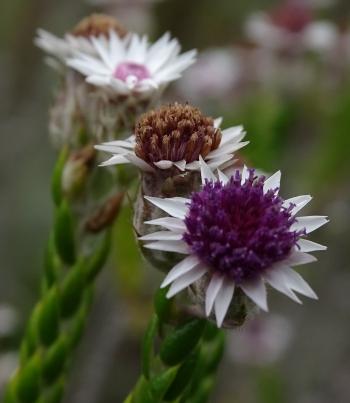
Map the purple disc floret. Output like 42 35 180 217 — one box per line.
183 170 304 284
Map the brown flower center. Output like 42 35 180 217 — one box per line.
135 103 222 165
71 14 127 38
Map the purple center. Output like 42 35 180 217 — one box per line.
183 170 303 284
113 61 150 83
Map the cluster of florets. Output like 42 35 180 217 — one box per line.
183 170 303 284
135 104 221 166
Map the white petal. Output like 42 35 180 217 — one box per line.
144 196 188 219
280 266 318 300
199 156 216 184
143 240 188 254
126 34 148 63
95 144 128 154
205 274 224 316
213 117 223 128
86 75 111 87
91 36 114 70
109 78 130 95
166 266 207 298
146 33 179 73
125 153 154 172
171 197 189 204
109 30 125 65
174 160 187 171
240 278 268 311
241 165 250 185
154 160 174 169
283 195 312 215
185 161 200 171
153 49 197 83
291 216 328 234
100 138 135 149
139 231 183 241
217 170 229 184
219 125 245 145
263 171 281 194
99 155 129 166
214 280 235 327
264 269 301 304
161 256 201 288
284 251 317 266
145 217 186 232
297 239 327 252
207 155 233 170
206 141 248 159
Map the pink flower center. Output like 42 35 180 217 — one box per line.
270 3 313 33
114 62 150 83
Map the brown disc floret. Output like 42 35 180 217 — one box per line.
134 103 222 166
71 14 127 38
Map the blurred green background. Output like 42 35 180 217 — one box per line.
1 0 349 402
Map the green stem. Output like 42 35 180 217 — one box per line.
125 288 225 403
4 147 119 403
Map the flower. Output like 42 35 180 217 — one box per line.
95 103 248 173
66 31 196 99
35 14 128 69
140 159 328 327
245 1 338 53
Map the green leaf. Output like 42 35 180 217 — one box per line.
51 146 69 207
186 376 214 403
149 367 179 401
42 337 68 384
42 234 61 292
20 304 41 363
154 286 172 324
37 377 65 403
3 378 17 403
199 331 225 375
59 259 86 318
164 349 199 401
54 200 76 265
15 354 41 403
37 288 60 347
160 319 206 366
142 314 159 379
66 288 92 349
132 367 178 403
85 230 111 282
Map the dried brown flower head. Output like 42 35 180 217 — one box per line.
134 103 222 165
71 14 127 39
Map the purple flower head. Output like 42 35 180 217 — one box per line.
183 169 304 284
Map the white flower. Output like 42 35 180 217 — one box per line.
66 31 197 98
95 103 248 173
35 14 128 70
139 158 328 327
35 29 96 66
245 5 338 53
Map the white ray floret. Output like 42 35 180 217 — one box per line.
139 159 328 327
67 31 197 97
35 28 97 67
95 120 248 174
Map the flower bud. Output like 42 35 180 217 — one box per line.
61 145 96 199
